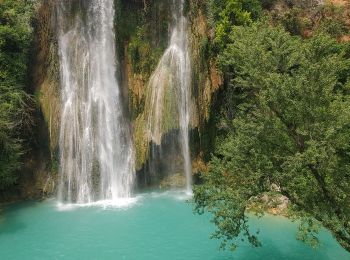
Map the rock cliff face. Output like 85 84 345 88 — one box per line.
115 0 171 174
187 1 222 126
29 0 59 198
27 0 221 194
34 0 60 157
118 1 221 186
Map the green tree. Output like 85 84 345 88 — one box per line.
208 0 261 49
194 24 350 252
0 0 35 189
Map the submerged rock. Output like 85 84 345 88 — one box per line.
159 173 186 189
248 192 290 216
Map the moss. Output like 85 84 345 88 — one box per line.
127 25 164 77
33 1 60 157
199 36 211 69
116 0 170 61
134 114 149 170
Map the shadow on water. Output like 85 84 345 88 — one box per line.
0 201 40 235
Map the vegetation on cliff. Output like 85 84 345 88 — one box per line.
193 0 350 253
0 0 35 190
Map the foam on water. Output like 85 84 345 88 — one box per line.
56 196 141 211
56 190 192 212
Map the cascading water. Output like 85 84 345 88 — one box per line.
146 0 192 192
57 0 134 204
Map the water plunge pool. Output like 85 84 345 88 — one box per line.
0 191 348 260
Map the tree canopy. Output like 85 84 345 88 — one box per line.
194 21 350 251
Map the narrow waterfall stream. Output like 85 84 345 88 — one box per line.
57 0 134 204
145 0 193 192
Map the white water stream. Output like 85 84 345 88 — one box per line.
146 0 192 191
57 0 134 203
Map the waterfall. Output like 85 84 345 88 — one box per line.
146 0 192 192
57 0 134 203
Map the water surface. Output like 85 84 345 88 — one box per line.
0 191 348 260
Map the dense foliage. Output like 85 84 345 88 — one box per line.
194 0 350 253
0 0 34 189
208 0 261 49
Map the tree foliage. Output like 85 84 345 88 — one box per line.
208 0 261 49
0 0 35 189
194 24 350 252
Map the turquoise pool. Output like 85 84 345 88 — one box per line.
0 191 348 259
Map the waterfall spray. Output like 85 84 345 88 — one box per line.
57 0 134 203
146 0 192 192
